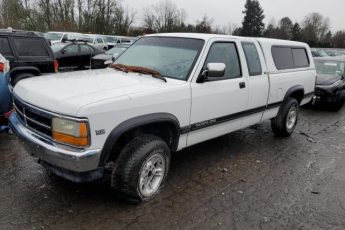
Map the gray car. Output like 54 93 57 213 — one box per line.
313 57 345 110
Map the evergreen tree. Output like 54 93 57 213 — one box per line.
279 17 293 40
241 0 265 37
291 23 302 41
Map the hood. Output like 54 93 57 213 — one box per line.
92 54 112 61
316 74 342 86
14 68 184 116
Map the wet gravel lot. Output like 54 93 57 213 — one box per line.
1 107 345 230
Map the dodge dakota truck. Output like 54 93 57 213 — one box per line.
9 33 316 203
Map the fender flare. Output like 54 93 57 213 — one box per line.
10 66 41 77
283 85 305 104
99 113 181 166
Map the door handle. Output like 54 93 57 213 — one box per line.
239 82 246 89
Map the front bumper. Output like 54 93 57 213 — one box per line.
313 81 345 104
9 112 104 182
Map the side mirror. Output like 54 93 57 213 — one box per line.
61 50 67 54
198 63 226 83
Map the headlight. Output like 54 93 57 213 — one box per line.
52 118 89 147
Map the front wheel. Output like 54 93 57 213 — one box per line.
111 135 171 203
271 98 299 137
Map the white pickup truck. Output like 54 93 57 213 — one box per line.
10 33 316 202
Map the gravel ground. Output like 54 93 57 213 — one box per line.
1 106 345 230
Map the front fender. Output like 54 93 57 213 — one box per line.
99 113 181 166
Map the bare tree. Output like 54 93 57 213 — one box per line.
113 5 136 35
143 0 186 32
301 12 330 45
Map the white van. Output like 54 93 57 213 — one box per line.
44 31 83 44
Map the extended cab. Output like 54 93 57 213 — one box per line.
9 33 316 203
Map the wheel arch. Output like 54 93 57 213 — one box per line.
10 67 41 85
10 66 41 77
99 113 181 166
283 85 305 105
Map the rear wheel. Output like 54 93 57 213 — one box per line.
271 98 299 137
111 135 170 203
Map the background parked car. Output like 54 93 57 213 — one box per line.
102 35 117 49
44 31 83 44
311 48 329 57
0 54 12 126
91 43 130 69
0 29 57 86
313 57 345 111
52 41 104 71
324 49 345 57
115 36 138 44
83 34 108 50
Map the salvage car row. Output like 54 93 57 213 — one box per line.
0 28 134 85
1 30 345 204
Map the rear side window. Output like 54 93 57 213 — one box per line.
0 37 13 56
80 45 94 53
272 46 310 70
242 42 262 76
96 38 103 43
272 47 294 70
13 38 49 57
63 44 78 54
292 48 309 68
204 42 242 79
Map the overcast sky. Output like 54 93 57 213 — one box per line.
124 0 345 32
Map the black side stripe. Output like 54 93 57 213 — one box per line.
180 92 314 134
180 101 282 134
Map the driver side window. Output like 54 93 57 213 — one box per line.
204 42 242 79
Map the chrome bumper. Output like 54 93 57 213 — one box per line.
9 112 103 182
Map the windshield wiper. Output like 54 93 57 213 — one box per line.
110 64 167 82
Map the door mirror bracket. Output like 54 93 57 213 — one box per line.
197 63 226 83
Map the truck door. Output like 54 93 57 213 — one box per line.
188 39 249 146
240 41 269 128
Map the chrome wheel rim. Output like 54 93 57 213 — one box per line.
286 106 297 130
139 152 165 197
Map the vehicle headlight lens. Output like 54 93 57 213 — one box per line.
52 118 89 147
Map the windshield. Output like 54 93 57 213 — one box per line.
106 47 127 55
114 37 204 80
106 36 116 43
44 32 63 41
51 43 65 52
315 60 345 76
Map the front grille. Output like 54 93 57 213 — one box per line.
14 96 53 138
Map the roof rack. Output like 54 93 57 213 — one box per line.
62 39 89 44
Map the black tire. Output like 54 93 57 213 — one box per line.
111 135 171 203
330 91 345 111
271 97 299 137
11 73 35 86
